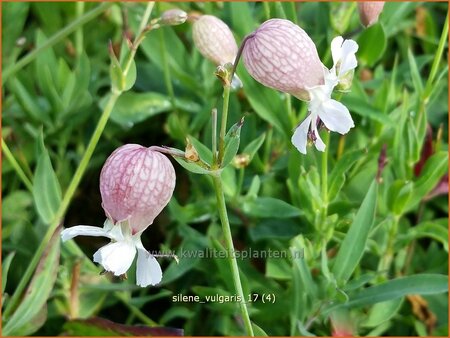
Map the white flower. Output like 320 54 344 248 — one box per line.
61 144 176 287
291 75 354 154
61 220 162 287
330 36 359 82
291 37 358 154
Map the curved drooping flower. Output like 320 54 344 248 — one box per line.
242 19 358 154
61 144 176 287
358 2 385 27
242 19 324 101
192 14 242 88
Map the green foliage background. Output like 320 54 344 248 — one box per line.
2 2 449 336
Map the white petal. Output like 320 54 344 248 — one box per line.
339 39 358 75
318 99 355 134
93 241 136 276
291 115 312 154
311 117 326 152
331 36 344 67
61 226 111 242
231 73 243 90
136 248 162 287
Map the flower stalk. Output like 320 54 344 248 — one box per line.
320 131 330 228
212 176 254 336
211 70 254 335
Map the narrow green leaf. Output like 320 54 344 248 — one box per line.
32 136 62 224
406 151 448 210
361 298 404 328
229 2 255 38
238 69 290 135
243 197 302 218
222 118 243 167
102 91 201 128
407 48 424 96
266 257 291 280
386 180 413 215
172 156 211 175
2 251 16 294
9 78 47 124
123 59 136 92
404 219 448 252
329 149 363 201
252 322 269 336
2 3 29 62
3 228 61 335
243 133 266 161
345 274 448 308
249 218 300 242
357 23 386 67
109 41 123 93
332 180 378 283
341 95 393 124
189 135 213 165
103 92 170 128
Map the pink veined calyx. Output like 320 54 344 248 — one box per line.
242 19 359 154
192 14 242 89
61 144 176 287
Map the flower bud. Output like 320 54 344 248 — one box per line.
192 15 238 66
335 69 354 92
358 2 385 27
100 144 176 235
160 8 188 26
242 19 324 101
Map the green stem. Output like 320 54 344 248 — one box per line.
2 2 112 84
212 176 254 336
212 108 218 164
115 292 158 326
263 2 271 20
1 138 33 192
75 2 85 57
320 131 330 231
56 93 120 222
286 93 295 127
378 215 400 278
159 27 176 108
122 2 155 77
210 79 253 335
138 2 155 36
263 126 273 172
218 85 231 165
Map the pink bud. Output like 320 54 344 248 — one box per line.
242 19 324 101
160 8 188 26
192 15 238 65
100 144 176 235
358 2 385 27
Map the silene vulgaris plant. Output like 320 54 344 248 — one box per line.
56 5 448 336
4 2 448 336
